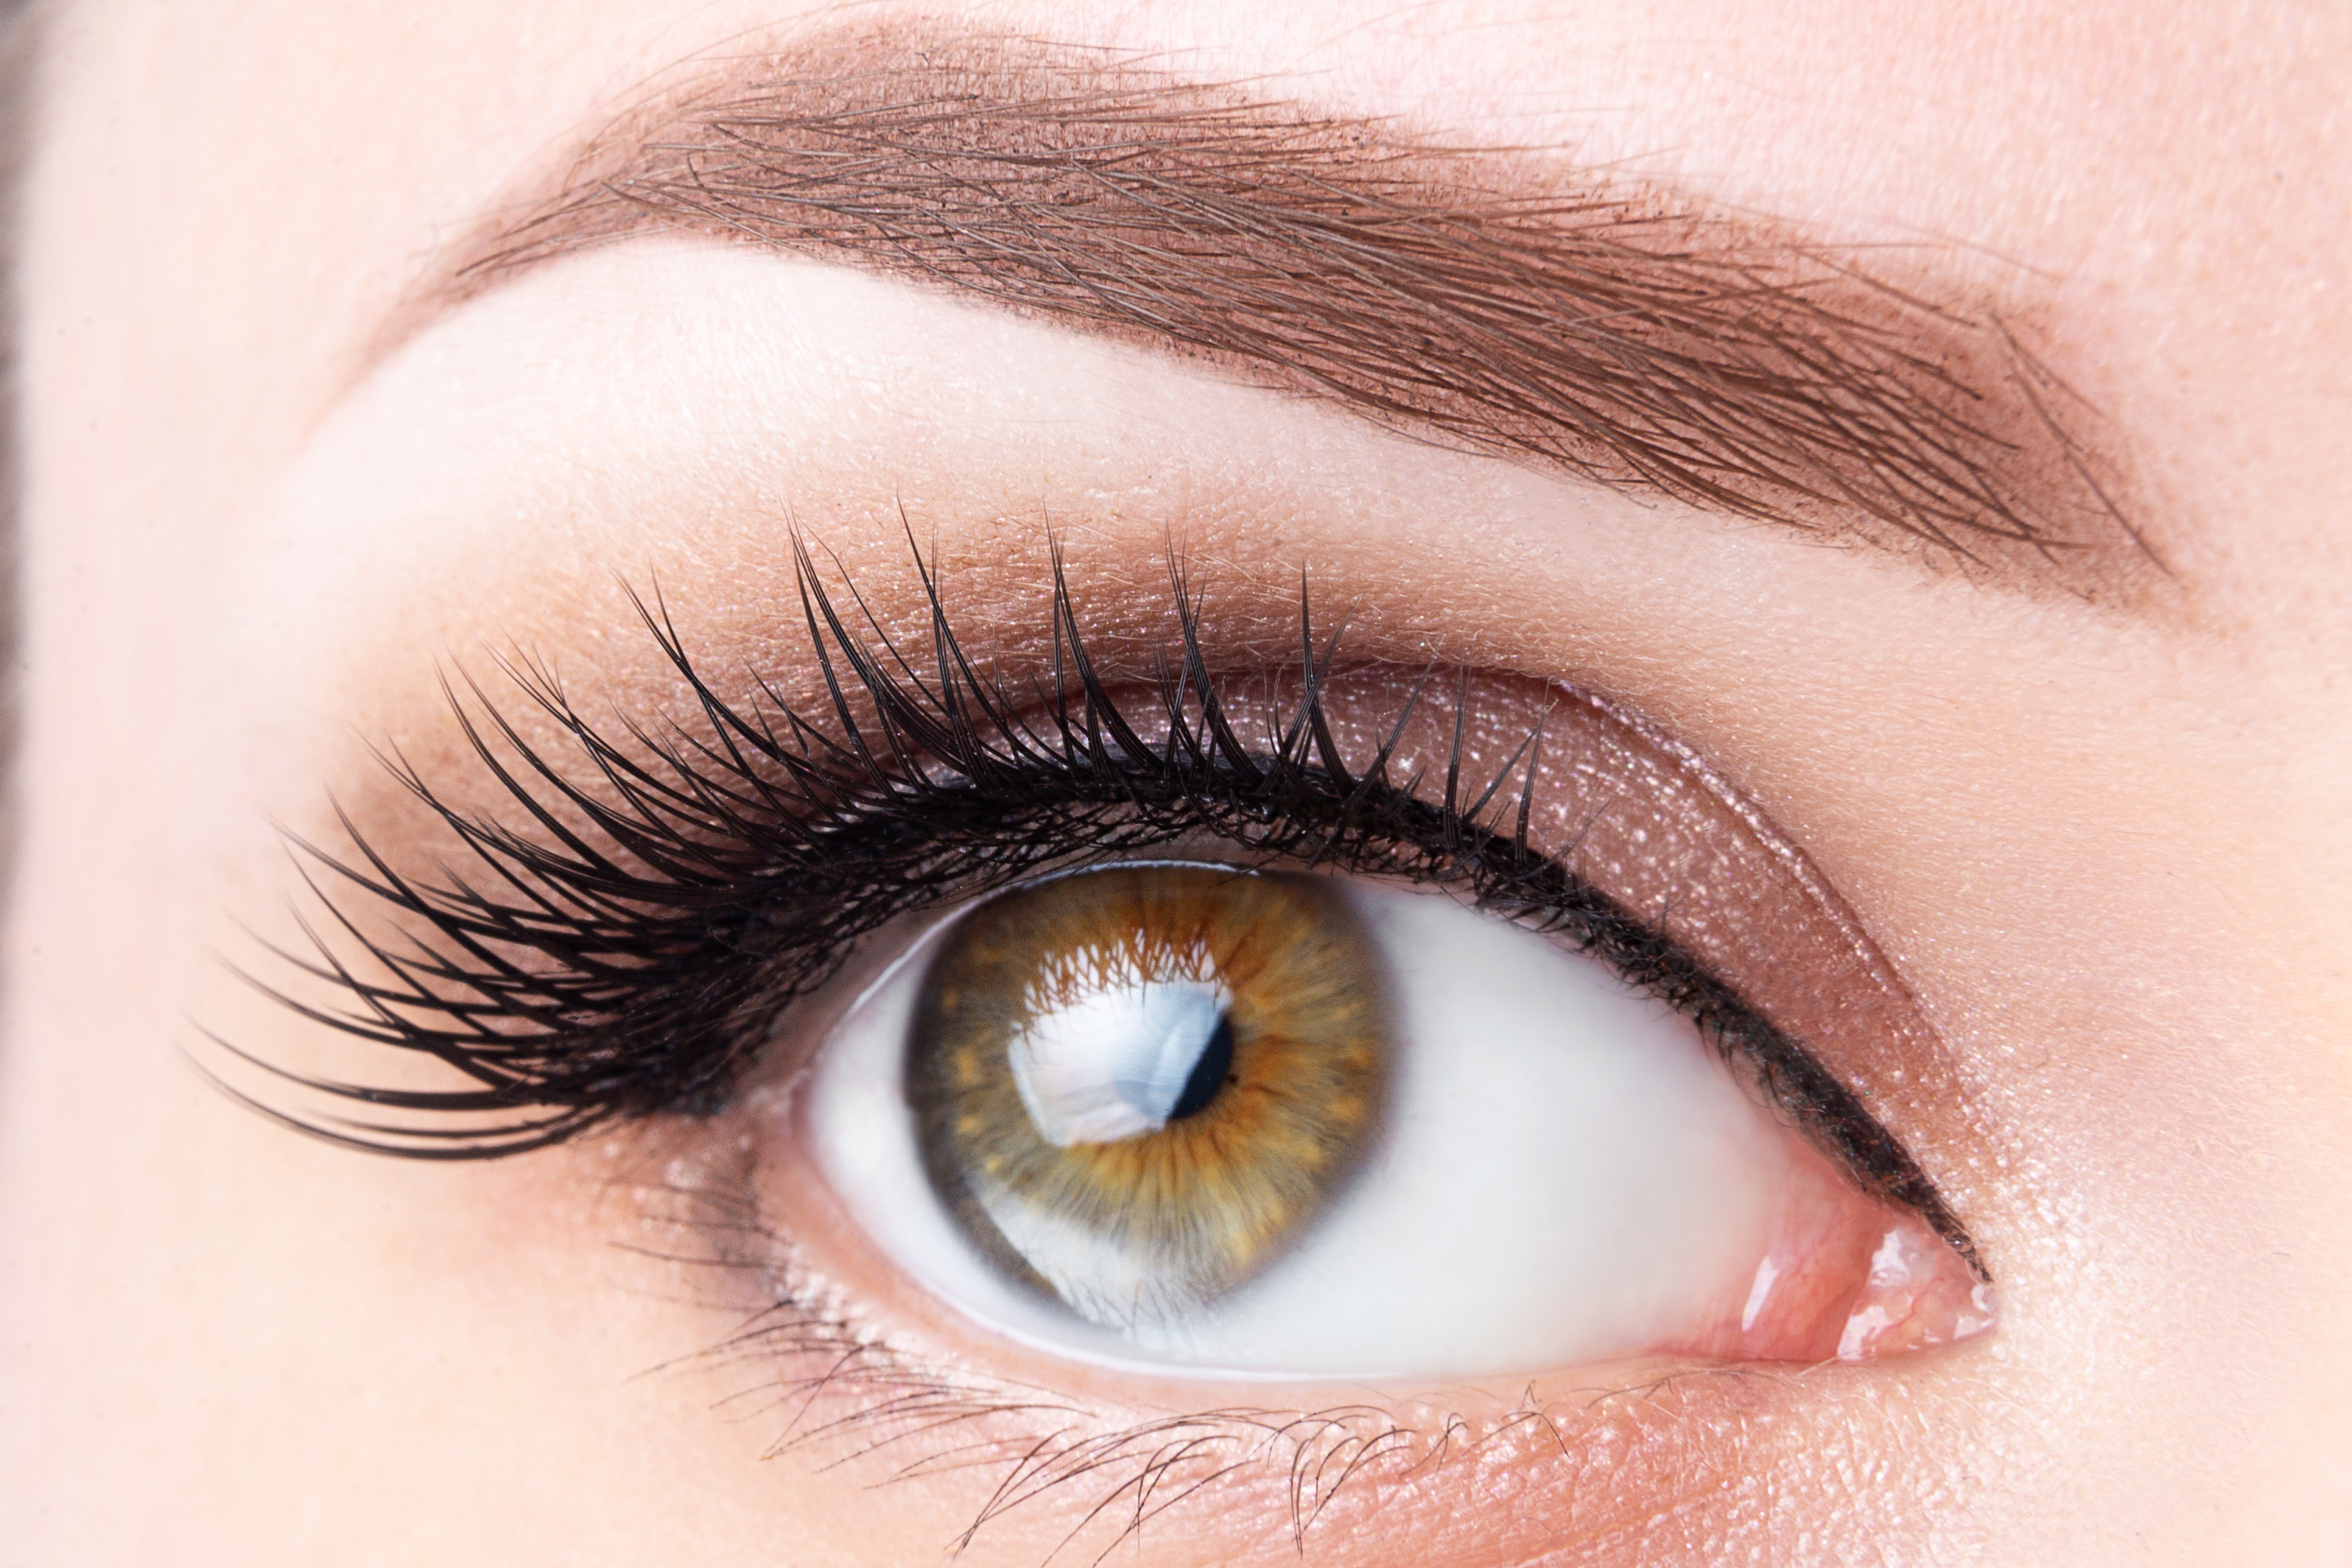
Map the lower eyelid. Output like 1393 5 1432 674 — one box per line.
620 1104 1980 1567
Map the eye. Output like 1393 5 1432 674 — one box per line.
234 546 1998 1399
808 860 1993 1378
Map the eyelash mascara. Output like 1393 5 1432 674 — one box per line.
210 538 1976 1276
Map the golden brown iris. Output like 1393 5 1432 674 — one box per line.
908 866 1390 1330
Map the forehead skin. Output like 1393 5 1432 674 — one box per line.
3 1 2350 1566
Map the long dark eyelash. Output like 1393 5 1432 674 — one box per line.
220 541 1978 1274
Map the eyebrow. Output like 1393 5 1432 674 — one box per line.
429 29 2153 595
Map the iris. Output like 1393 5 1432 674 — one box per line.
908 867 1388 1330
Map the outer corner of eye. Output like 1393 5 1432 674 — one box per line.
798 862 1993 1384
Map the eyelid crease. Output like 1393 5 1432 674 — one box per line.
418 25 2159 597
212 537 1981 1284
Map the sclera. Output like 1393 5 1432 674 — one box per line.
809 868 1790 1377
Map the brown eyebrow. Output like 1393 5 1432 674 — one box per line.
428 28 2156 597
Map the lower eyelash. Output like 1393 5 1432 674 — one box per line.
631 1157 1794 1562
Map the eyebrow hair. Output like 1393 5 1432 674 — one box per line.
433 29 2153 595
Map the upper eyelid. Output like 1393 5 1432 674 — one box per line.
217 549 1981 1281
387 26 2156 600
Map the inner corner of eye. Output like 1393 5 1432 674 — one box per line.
800 862 1993 1380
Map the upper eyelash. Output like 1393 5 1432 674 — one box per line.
216 537 1978 1274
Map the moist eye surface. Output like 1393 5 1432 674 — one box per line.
811 855 1993 1377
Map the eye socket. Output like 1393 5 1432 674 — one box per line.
807 860 1993 1379
231 538 1995 1393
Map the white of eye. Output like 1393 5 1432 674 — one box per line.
805 876 1787 1379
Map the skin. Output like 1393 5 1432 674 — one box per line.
1 0 2348 1563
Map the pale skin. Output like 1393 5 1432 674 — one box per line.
1 1 2349 1564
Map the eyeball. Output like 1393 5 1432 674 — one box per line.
806 862 1990 1377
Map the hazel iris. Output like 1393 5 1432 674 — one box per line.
907 866 1390 1331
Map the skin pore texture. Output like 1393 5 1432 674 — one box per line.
1 0 2349 1564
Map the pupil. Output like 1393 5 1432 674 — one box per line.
1168 1013 1235 1122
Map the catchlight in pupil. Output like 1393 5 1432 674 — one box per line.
907 867 1389 1329
1168 1014 1236 1121
1004 974 1236 1145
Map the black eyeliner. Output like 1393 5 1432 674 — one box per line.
219 541 1980 1278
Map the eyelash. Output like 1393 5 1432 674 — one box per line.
641 1166 1724 1561
639 1166 1786 1559
214 535 1989 1550
225 536 1977 1274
